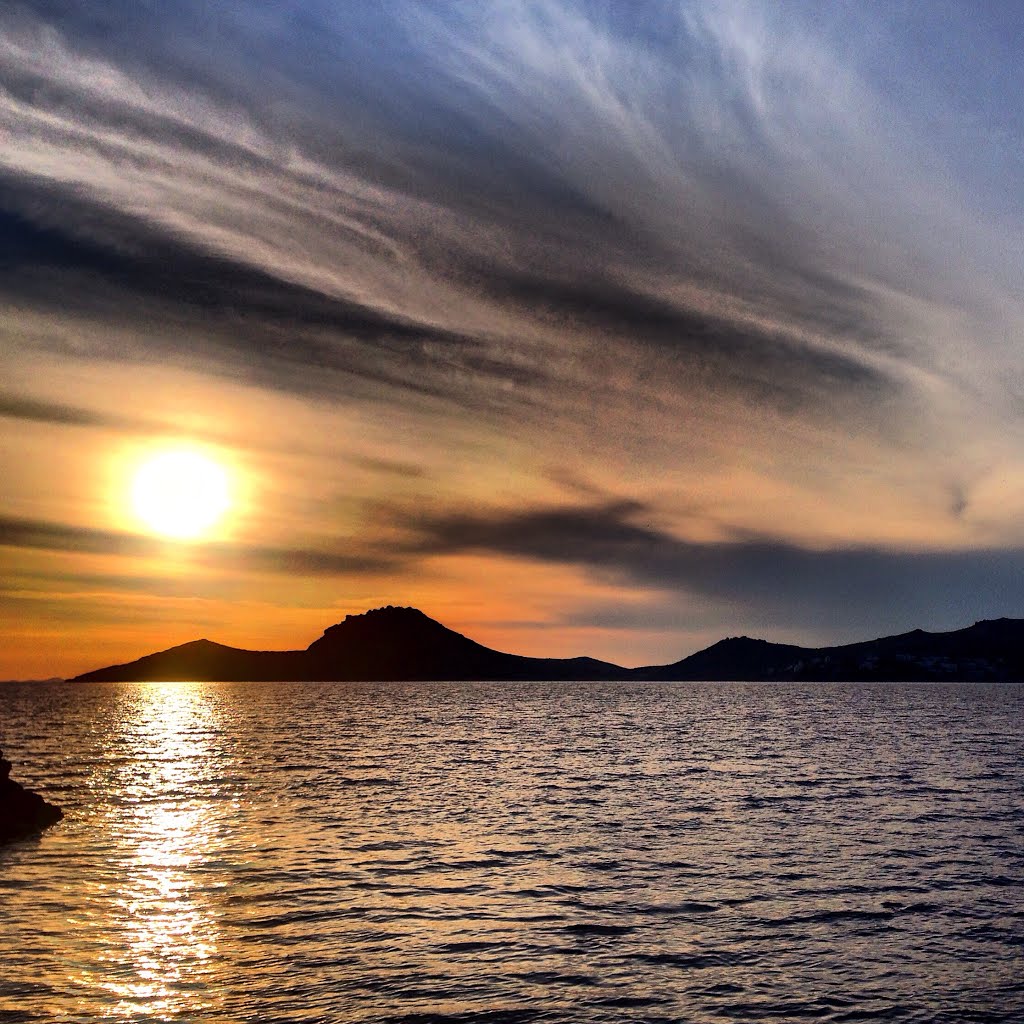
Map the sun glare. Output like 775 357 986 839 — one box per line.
132 450 231 540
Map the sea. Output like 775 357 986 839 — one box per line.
0 680 1022 1024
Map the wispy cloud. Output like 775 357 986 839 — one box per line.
0 1 940 414
0 514 395 576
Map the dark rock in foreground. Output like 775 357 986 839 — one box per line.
0 749 63 843
71 606 1024 683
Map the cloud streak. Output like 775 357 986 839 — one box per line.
1 0 960 421
8 494 1021 642
397 497 1024 634
0 514 395 577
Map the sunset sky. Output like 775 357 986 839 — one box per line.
3 1 1024 678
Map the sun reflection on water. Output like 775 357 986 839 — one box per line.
86 681 229 1019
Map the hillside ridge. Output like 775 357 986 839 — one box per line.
72 608 1024 682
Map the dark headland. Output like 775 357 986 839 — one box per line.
0 749 63 844
71 606 1024 682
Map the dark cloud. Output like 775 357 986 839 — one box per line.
0 391 327 456
0 391 232 444
0 516 157 559
243 543 392 577
0 393 141 431
352 456 427 479
0 515 396 577
482 269 890 400
0 177 555 411
397 499 1024 633
950 483 969 520
0 179 437 339
1 568 195 595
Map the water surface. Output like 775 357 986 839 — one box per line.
1 680 1021 1022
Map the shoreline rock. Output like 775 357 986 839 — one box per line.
0 748 63 843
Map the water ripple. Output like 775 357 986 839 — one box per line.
0 679 1022 1023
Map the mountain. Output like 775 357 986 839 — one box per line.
640 618 1024 682
302 607 621 681
72 606 626 682
0 677 65 685
71 608 1024 682
73 639 307 683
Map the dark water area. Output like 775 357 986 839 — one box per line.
0 680 1022 1023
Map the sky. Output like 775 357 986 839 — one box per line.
3 0 1024 678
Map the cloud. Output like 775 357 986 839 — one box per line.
351 455 426 479
397 498 1024 633
0 176 556 413
0 514 396 576
0 516 156 559
0 392 143 431
0 0 950 427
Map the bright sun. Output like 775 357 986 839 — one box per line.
132 450 231 540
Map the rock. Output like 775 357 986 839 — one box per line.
0 748 63 843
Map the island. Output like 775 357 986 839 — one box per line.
71 606 1024 682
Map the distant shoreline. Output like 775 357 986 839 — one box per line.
68 606 1024 684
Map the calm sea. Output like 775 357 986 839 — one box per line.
1 680 1022 1023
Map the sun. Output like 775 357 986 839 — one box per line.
131 449 231 540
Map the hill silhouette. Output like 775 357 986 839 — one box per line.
638 618 1024 681
72 607 1024 682
73 606 625 682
